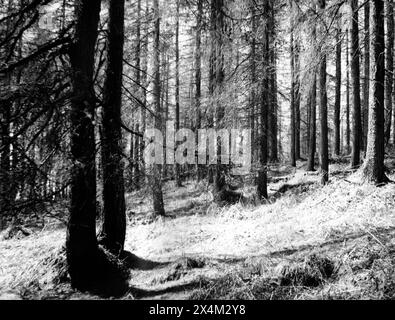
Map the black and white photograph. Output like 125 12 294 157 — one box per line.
0 0 395 307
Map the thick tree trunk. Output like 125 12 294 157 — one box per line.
66 0 102 290
362 0 388 183
384 0 394 145
150 0 165 216
350 0 363 167
100 0 127 255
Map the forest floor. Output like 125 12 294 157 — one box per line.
1 158 395 300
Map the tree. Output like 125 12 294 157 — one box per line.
175 0 182 187
362 1 370 149
307 5 317 172
384 0 394 145
195 0 203 180
150 0 165 216
66 0 102 290
350 0 362 168
318 0 328 184
361 0 388 183
99 0 127 255
257 0 271 200
334 22 342 156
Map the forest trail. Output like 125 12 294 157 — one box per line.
1 161 395 300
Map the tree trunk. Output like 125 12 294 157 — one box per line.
175 0 182 187
318 0 328 184
66 0 102 290
290 11 297 167
384 0 394 145
363 1 370 150
350 0 363 168
195 0 203 180
100 0 127 255
346 30 351 154
257 0 270 200
150 0 165 216
334 22 342 156
307 7 317 172
362 0 388 183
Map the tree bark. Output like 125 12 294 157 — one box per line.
384 0 394 145
363 1 370 150
318 0 328 184
175 0 182 187
334 22 342 156
350 0 363 168
150 0 165 216
362 0 388 183
66 0 102 290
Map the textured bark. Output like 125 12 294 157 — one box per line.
150 0 165 216
257 0 270 200
290 9 297 167
334 23 342 156
346 30 351 153
350 0 363 167
66 0 102 290
175 0 182 187
210 0 227 201
384 0 394 145
362 0 388 183
269 47 279 163
195 0 203 180
100 0 127 255
363 1 370 149
318 0 328 184
307 7 317 172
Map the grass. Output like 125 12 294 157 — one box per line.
1 160 395 299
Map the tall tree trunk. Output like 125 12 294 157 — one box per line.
269 48 279 163
334 22 342 156
290 8 297 167
257 0 270 200
250 1 257 164
318 0 328 184
195 0 203 180
307 7 317 172
384 0 394 145
362 0 387 183
346 30 351 153
175 0 182 187
211 0 227 201
66 0 102 290
150 0 165 216
350 0 363 168
134 0 142 190
100 0 127 255
363 1 370 150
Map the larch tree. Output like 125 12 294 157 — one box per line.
150 0 165 216
361 0 388 184
334 21 342 157
384 0 394 145
318 0 328 184
307 4 317 172
257 0 271 200
350 0 363 168
175 0 182 187
66 0 102 290
99 0 127 255
363 1 370 149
